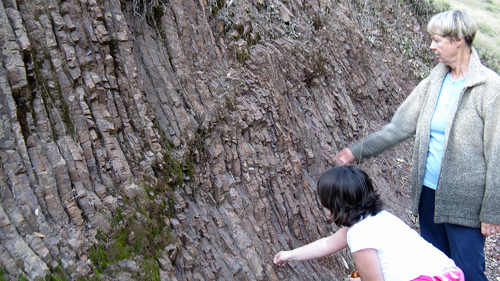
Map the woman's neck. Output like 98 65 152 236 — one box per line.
449 48 471 80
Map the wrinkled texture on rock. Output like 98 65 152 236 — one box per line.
3 0 496 280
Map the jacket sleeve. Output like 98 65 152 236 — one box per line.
480 74 500 224
350 78 429 161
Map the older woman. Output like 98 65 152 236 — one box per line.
335 10 500 280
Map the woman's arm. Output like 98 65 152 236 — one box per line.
481 79 500 227
352 248 384 281
349 78 429 161
274 227 348 266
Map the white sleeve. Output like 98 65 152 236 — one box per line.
347 218 383 253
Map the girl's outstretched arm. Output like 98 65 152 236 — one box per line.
352 248 384 281
274 227 348 266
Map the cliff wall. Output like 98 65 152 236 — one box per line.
0 0 432 279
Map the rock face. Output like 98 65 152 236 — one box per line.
0 0 432 280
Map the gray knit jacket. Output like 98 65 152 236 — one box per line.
350 48 500 228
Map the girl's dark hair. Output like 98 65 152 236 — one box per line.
317 166 383 227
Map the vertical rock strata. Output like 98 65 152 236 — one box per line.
0 0 427 280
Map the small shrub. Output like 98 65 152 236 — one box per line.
89 244 111 272
142 260 160 281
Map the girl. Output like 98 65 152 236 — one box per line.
273 166 464 281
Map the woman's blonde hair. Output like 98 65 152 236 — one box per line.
427 10 477 46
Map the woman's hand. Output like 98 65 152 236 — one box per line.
334 148 355 166
481 222 500 237
273 251 292 266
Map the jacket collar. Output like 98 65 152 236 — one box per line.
430 47 486 88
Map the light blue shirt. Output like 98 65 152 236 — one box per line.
423 73 466 190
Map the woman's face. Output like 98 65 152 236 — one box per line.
429 34 459 65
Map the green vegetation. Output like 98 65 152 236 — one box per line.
142 260 161 281
236 49 250 64
86 144 190 278
0 269 6 281
0 272 30 281
207 0 262 65
209 0 227 18
42 266 69 281
89 200 165 275
88 204 168 276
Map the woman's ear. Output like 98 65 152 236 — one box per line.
454 37 465 48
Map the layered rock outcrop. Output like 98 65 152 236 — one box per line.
0 0 432 279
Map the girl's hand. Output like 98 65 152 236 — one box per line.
273 229 349 267
273 251 292 266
